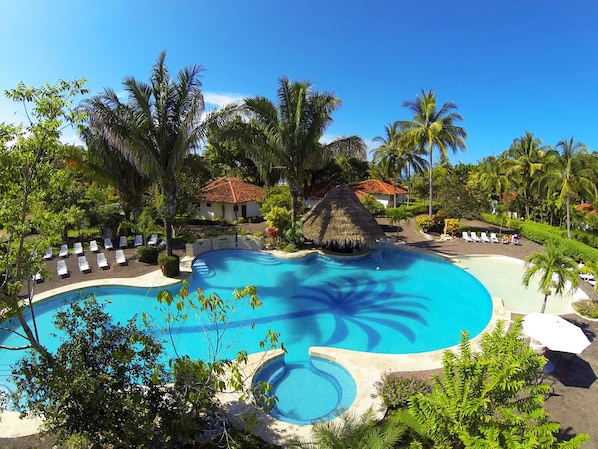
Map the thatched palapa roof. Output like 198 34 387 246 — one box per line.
301 184 386 248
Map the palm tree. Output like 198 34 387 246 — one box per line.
372 122 404 208
523 242 579 313
474 155 510 210
84 52 212 256
229 77 365 222
542 137 597 239
397 89 467 217
79 126 150 221
503 131 547 219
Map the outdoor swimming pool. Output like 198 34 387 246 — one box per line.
0 247 493 424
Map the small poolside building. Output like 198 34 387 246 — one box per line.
350 179 408 208
196 177 265 223
301 184 386 252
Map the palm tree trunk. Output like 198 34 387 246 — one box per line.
428 149 434 217
566 197 572 239
540 294 549 313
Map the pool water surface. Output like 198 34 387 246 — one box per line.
0 247 493 422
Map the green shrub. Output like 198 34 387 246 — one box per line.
375 371 431 409
573 300 598 319
158 254 180 277
283 243 297 253
444 218 460 236
263 205 291 235
360 194 385 216
416 215 433 232
135 246 158 264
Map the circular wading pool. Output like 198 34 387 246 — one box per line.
254 356 356 425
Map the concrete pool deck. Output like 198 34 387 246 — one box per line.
1 220 597 447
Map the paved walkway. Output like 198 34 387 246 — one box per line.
2 220 597 447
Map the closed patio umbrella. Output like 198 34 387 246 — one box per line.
522 312 591 355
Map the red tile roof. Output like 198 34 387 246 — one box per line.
576 203 597 214
304 181 341 199
200 177 265 204
351 179 408 196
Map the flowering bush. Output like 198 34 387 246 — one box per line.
415 215 433 232
266 227 278 239
374 371 431 409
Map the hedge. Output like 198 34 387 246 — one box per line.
480 213 598 262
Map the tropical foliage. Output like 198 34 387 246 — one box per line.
216 76 366 222
83 51 224 256
523 242 580 313
403 321 589 448
396 89 467 217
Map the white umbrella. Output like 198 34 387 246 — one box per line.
522 312 591 354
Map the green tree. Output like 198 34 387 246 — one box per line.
523 242 580 313
372 122 427 207
79 126 151 222
405 320 589 448
224 76 365 222
542 137 597 239
12 297 169 447
503 131 547 219
372 122 404 208
470 155 510 210
84 52 224 256
397 89 467 217
151 283 281 445
0 79 87 359
292 409 411 449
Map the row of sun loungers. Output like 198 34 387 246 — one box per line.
43 235 160 260
56 250 128 277
462 231 520 245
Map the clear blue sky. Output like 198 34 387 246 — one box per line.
1 0 597 164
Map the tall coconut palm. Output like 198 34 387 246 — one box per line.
523 242 579 313
372 122 404 208
84 52 215 256
474 155 510 209
503 131 547 220
372 123 427 207
397 89 467 217
230 77 365 222
542 137 597 239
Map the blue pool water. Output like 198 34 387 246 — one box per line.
0 247 493 422
253 357 357 425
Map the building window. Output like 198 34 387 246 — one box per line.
206 203 211 207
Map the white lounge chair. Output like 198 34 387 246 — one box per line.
490 233 499 243
104 238 114 251
73 242 84 255
133 234 143 247
462 231 473 242
471 232 481 242
97 252 110 269
119 236 128 249
57 259 69 277
115 249 127 265
59 244 69 257
580 273 596 282
480 232 491 243
32 272 44 283
89 240 99 252
42 247 53 260
78 256 91 273
147 234 158 246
